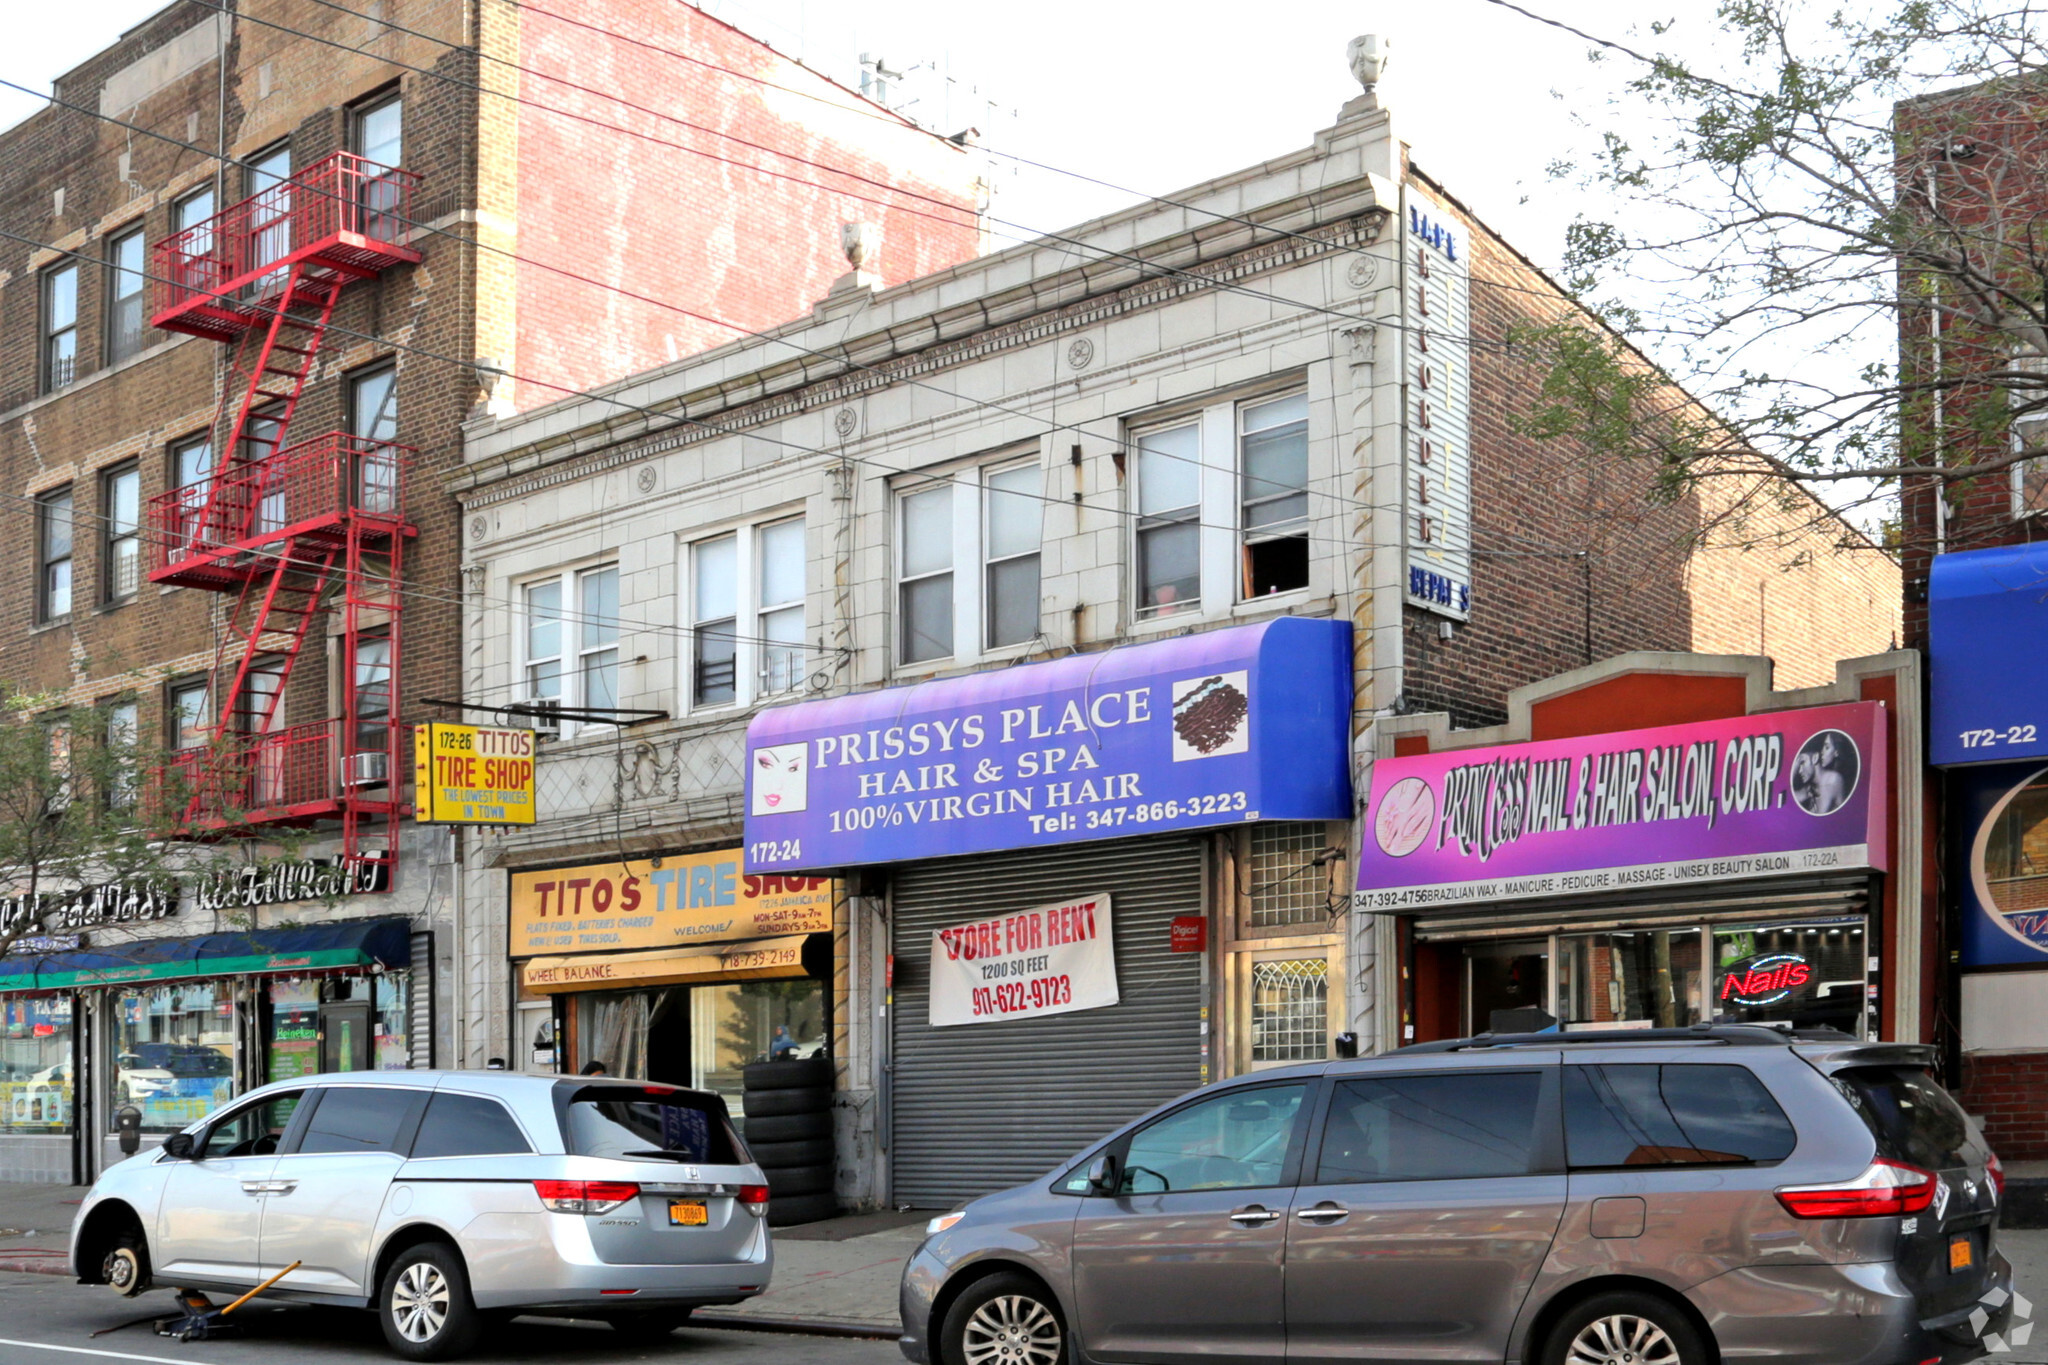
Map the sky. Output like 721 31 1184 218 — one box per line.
1 0 1727 285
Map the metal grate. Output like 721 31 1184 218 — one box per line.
1249 822 1329 927
1250 957 1328 1062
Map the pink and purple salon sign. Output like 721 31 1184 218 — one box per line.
1355 701 1889 911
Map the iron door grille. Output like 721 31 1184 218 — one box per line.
889 834 1205 1208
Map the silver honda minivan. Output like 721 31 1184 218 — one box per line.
902 1026 2012 1365
69 1071 772 1360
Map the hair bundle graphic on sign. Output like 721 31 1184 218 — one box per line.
1172 673 1249 758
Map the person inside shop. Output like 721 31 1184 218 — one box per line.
770 1025 796 1061
581 1059 608 1076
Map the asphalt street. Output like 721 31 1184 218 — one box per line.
0 1271 902 1364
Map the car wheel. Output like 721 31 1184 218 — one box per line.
1543 1292 1705 1365
941 1272 1066 1365
606 1308 693 1342
103 1229 150 1298
377 1242 481 1362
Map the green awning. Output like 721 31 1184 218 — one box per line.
0 918 411 993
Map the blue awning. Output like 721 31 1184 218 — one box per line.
0 918 412 993
1931 544 2048 766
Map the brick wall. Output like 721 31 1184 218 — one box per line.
495 0 982 412
1398 176 1900 728
1959 1050 2048 1159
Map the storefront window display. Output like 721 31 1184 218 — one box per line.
573 981 825 1115
1558 930 1704 1030
375 973 409 1070
1983 772 2048 918
0 996 72 1133
115 983 236 1132
1711 920 1869 1033
268 980 319 1085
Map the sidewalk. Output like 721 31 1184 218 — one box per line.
0 1182 84 1276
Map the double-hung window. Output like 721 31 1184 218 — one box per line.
42 265 78 392
37 488 73 621
102 463 141 602
106 227 147 365
688 517 807 709
247 142 292 280
349 362 399 512
103 698 138 811
351 90 404 240
170 187 215 296
522 565 620 733
895 459 1042 665
168 679 209 752
1132 387 1312 620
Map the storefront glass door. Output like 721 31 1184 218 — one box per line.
1464 940 1549 1034
1556 930 1704 1029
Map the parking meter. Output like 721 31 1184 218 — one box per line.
115 1105 141 1156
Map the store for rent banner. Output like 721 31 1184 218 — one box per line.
927 893 1118 1027
1355 701 1889 910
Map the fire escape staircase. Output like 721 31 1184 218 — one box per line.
146 152 422 883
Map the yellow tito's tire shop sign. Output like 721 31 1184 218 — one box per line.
414 723 537 825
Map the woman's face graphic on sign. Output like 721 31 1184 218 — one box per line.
750 744 808 815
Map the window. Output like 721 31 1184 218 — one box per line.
895 460 1040 665
1249 958 1328 1063
688 518 808 708
103 698 138 810
352 90 403 170
692 535 737 706
168 186 215 299
0 998 73 1133
1248 823 1333 928
1558 930 1704 1030
41 265 78 392
114 983 235 1132
168 434 213 555
349 363 399 512
564 1087 742 1163
353 635 393 756
1136 423 1201 617
247 142 292 278
1118 1083 1306 1193
522 565 619 731
410 1093 531 1158
102 464 141 602
197 1090 306 1159
1315 1072 1543 1183
1833 1067 1971 1171
41 715 71 813
899 485 953 662
296 1086 419 1155
168 678 210 751
1563 1064 1795 1168
173 186 215 238
352 90 405 240
37 488 73 620
984 464 1041 648
106 228 147 365
1132 387 1313 619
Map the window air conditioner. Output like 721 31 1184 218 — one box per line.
529 699 562 740
343 751 388 788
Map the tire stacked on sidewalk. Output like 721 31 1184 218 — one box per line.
741 1056 836 1227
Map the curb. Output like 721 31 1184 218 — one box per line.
694 1311 898 1341
0 1257 68 1277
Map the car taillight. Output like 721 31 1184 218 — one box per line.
736 1184 770 1217
533 1179 641 1215
1777 1159 1936 1219
1987 1151 2006 1196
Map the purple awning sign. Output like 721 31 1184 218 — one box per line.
1354 701 1889 911
742 618 1353 872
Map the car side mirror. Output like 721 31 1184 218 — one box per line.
161 1133 195 1160
1085 1153 1120 1195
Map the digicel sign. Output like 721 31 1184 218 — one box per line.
1719 953 1813 1007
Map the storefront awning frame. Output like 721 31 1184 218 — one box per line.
0 918 412 993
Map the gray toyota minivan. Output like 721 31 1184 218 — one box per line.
901 1026 2012 1365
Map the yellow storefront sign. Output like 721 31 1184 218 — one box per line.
414 723 536 825
522 936 808 993
510 849 833 957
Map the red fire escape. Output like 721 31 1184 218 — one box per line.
146 152 422 886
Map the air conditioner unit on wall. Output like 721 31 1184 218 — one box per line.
343 751 388 788
528 699 562 740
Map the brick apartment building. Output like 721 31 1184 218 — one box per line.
452 44 1902 1212
0 0 979 1183
1896 74 2048 1158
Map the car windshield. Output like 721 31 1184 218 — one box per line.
560 1085 743 1164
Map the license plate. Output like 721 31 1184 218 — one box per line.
668 1199 708 1226
1950 1236 1974 1272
